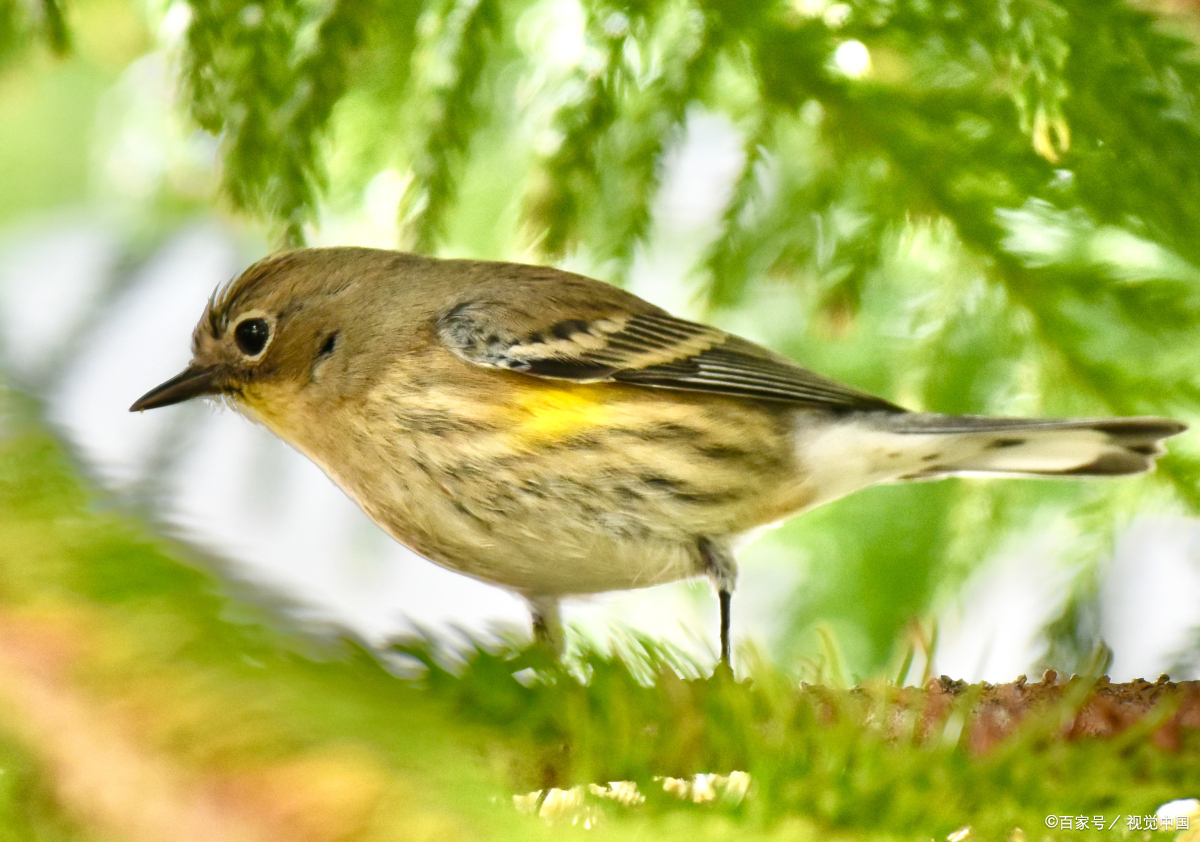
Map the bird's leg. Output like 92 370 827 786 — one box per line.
718 589 732 665
699 538 737 667
527 595 564 657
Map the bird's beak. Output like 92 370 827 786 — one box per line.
129 364 226 412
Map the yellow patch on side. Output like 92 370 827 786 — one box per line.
506 381 631 442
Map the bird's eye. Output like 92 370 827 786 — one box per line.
234 317 270 357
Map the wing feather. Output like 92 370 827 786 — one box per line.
437 305 901 413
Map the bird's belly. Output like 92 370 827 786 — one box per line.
275 378 809 596
422 524 700 596
349 461 707 595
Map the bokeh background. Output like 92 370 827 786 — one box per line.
7 2 1200 839
4 0 1200 688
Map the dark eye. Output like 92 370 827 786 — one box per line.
234 317 270 356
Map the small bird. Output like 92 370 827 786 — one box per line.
131 247 1186 663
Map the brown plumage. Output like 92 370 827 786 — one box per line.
131 247 1188 662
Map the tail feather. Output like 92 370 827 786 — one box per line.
879 414 1186 479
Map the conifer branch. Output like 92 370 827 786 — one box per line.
402 0 502 251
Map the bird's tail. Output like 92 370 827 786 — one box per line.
871 414 1187 480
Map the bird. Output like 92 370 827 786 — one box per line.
130 247 1187 663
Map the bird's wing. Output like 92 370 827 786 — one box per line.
436 301 902 412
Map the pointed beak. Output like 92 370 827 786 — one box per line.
129 364 226 412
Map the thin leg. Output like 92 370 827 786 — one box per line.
698 538 738 667
528 595 564 657
719 589 732 666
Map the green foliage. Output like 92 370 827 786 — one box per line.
0 0 69 67
422 642 1200 839
402 0 504 250
185 0 388 243
0 733 86 842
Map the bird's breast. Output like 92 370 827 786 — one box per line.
241 366 820 593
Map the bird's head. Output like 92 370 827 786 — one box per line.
129 247 430 421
